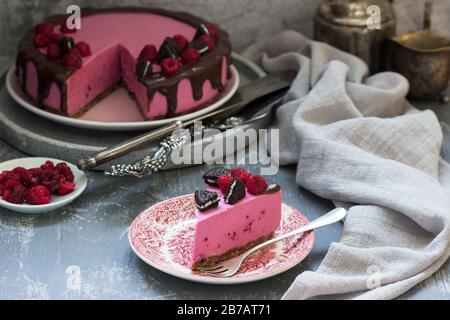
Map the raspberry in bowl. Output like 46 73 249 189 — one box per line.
0 158 87 214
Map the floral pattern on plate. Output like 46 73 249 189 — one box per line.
129 194 314 284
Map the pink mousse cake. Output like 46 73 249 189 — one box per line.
192 167 281 270
16 8 231 120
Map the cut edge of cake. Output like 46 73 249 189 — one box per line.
191 167 282 271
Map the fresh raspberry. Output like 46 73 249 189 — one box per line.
231 167 252 185
9 167 26 185
217 175 234 194
26 185 51 205
28 168 41 177
40 160 55 171
33 33 49 48
173 35 189 50
8 185 28 204
1 189 12 201
55 163 74 182
60 19 77 34
61 49 82 69
47 42 61 60
75 41 91 57
206 23 218 38
241 172 252 185
39 168 54 181
160 58 180 77
12 167 28 176
180 48 200 65
49 33 64 44
3 179 21 190
245 175 268 195
138 45 158 63
38 167 57 192
231 167 248 179
19 170 38 188
58 174 66 183
41 176 60 194
0 171 9 183
55 181 75 196
197 34 215 49
35 23 54 37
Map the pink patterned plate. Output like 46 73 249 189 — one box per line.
129 194 315 284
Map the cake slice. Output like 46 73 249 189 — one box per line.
192 167 281 270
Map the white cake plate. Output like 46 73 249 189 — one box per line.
0 157 87 214
6 64 239 131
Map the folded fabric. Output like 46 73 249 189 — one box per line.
243 31 450 299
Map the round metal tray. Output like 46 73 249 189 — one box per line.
0 53 268 171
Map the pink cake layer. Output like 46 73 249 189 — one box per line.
24 12 228 118
192 186 282 264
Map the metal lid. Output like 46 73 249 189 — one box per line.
317 0 395 27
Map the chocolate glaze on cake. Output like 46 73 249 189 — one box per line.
16 7 232 117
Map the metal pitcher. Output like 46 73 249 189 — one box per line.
384 2 450 102
314 0 397 73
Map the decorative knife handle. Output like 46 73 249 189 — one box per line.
104 133 188 177
77 120 183 171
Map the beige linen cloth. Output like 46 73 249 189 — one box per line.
243 31 450 300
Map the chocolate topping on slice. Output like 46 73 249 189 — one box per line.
158 37 182 60
224 179 246 205
195 190 219 212
136 60 152 80
202 167 230 186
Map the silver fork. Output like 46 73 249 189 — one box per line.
197 207 347 277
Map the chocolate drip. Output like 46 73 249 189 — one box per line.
17 33 71 114
141 20 231 117
15 7 232 118
144 53 227 117
16 12 82 114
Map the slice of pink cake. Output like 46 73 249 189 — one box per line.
16 8 231 120
192 167 281 270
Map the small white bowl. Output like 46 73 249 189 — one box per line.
0 157 87 214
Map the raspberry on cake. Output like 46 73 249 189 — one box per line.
160 58 180 76
217 175 233 193
138 45 158 63
35 23 54 37
75 41 92 57
192 167 282 270
180 48 200 65
16 8 231 120
173 34 189 50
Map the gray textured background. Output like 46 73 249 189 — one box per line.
0 0 449 56
0 1 450 300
